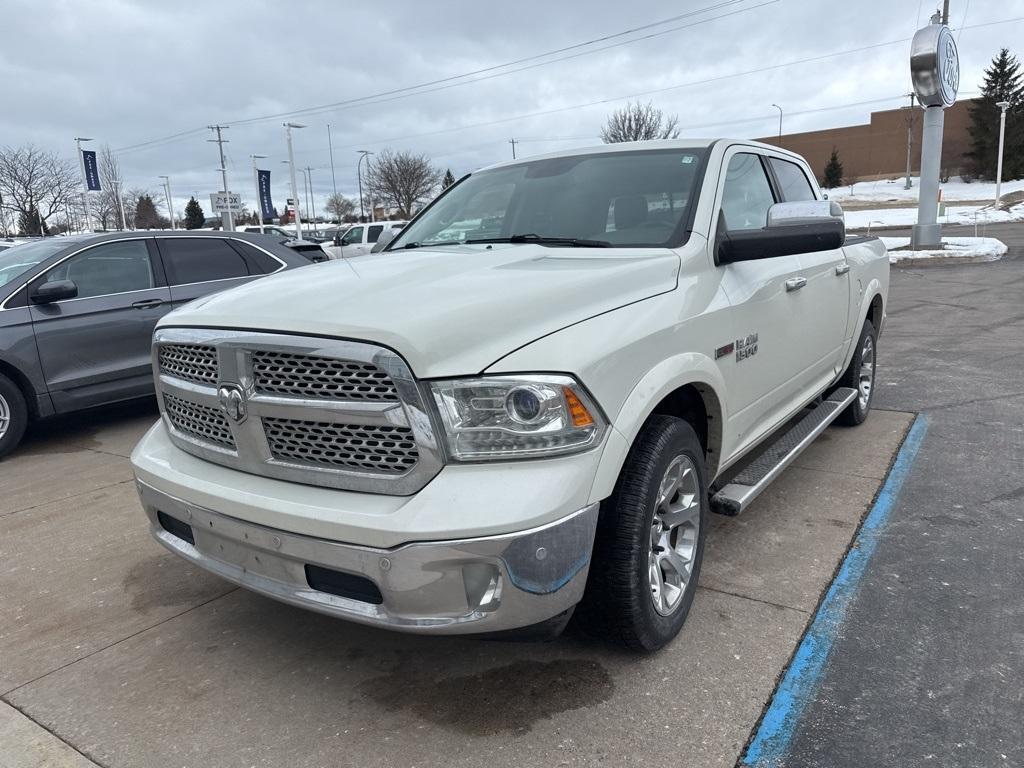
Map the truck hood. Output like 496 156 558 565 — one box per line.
162 243 679 377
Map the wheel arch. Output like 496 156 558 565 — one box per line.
0 357 39 419
590 354 727 503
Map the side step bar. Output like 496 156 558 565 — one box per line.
710 387 858 516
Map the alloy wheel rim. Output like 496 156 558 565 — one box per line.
648 454 701 616
858 334 875 410
0 393 9 440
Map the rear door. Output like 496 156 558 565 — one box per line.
155 236 257 310
28 238 169 411
767 156 850 387
713 150 809 456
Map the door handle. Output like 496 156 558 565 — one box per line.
835 264 851 275
131 299 164 309
785 277 807 292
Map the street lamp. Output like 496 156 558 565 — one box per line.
74 137 93 232
303 167 318 235
283 122 306 240
158 175 175 230
357 150 374 222
250 154 267 234
770 104 783 146
995 100 1011 208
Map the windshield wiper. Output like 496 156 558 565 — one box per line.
400 240 462 250
465 233 611 247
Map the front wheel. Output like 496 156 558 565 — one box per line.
575 416 708 652
0 373 29 459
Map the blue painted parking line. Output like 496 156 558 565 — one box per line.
741 414 930 767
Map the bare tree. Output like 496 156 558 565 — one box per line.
0 144 80 230
601 101 681 143
365 149 441 218
324 193 356 222
93 145 128 230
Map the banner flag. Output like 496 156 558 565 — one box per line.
82 150 101 191
257 169 274 220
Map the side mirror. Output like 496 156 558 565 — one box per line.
332 234 342 247
31 279 78 304
370 228 397 253
718 201 845 264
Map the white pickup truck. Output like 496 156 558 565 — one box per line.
131 140 888 651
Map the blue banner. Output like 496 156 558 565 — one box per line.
82 150 101 191
257 169 274 221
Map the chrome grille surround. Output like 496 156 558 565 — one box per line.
152 328 444 495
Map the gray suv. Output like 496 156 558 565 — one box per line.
0 231 312 457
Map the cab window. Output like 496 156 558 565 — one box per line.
367 225 384 243
769 158 818 202
342 226 364 245
719 153 776 231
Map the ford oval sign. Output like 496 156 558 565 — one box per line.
911 24 959 108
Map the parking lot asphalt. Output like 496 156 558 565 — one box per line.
1 393 913 764
762 225 1024 768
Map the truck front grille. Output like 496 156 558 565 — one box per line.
252 351 399 401
163 394 236 449
263 418 418 473
153 329 442 495
158 344 218 384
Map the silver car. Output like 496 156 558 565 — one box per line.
0 231 312 457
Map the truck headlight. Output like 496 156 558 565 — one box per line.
428 375 607 460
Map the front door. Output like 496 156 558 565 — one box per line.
28 238 170 411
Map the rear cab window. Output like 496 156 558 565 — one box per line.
158 238 250 285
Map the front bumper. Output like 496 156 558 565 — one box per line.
138 480 599 634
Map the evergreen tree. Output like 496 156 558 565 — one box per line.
441 169 456 189
823 148 844 189
184 196 205 229
966 48 1024 180
135 195 162 229
18 205 47 236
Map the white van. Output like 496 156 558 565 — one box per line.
322 220 406 259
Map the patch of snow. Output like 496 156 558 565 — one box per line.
845 203 1024 231
879 236 1008 263
830 176 1024 203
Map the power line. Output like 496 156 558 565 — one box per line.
114 0 769 154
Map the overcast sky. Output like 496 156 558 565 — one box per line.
4 0 1023 217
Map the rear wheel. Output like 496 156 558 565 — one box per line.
835 319 876 426
0 373 29 459
575 416 708 652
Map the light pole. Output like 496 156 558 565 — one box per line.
74 137 93 232
904 92 916 190
158 175 175 230
357 150 373 222
284 123 306 240
303 166 318 235
995 100 1011 208
111 179 128 231
251 154 267 234
327 124 338 198
770 104 782 146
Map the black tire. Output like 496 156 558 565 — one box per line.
834 319 877 426
575 415 708 652
0 373 29 459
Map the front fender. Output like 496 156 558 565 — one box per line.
590 352 728 502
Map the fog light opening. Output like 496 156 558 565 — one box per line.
463 563 502 611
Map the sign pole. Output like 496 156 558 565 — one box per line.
251 154 267 234
74 137 93 233
284 123 305 241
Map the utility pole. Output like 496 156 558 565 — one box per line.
207 124 234 231
111 179 128 230
904 92 916 190
304 166 318 235
357 150 373 223
158 175 175 230
771 104 783 146
509 138 519 159
74 137 94 232
284 123 306 240
995 100 1010 208
327 124 338 199
251 154 267 234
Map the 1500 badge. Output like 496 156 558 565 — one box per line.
716 332 759 362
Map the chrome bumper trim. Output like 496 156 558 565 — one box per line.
136 480 598 634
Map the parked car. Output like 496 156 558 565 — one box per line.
132 140 888 651
321 220 407 259
0 231 313 456
242 226 296 238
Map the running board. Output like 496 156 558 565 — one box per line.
710 387 858 516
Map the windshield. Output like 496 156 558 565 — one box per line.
391 148 706 250
0 239 80 291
